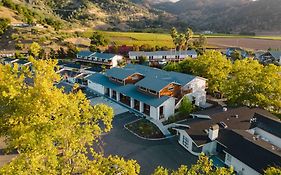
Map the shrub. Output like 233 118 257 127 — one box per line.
179 96 194 115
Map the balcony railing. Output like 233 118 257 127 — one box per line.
75 58 113 65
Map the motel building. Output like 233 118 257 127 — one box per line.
76 51 123 68
86 64 207 121
174 107 281 175
128 50 198 64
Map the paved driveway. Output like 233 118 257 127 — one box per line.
97 112 197 175
90 97 129 115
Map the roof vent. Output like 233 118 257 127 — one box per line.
219 121 228 129
272 146 276 150
235 114 239 118
223 107 227 112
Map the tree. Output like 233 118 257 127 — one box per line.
138 56 148 65
179 96 194 115
170 27 178 48
193 34 207 53
133 44 140 51
184 28 193 49
0 57 140 174
90 32 109 48
190 50 232 95
89 44 101 52
175 34 186 51
66 43 79 59
163 62 181 72
0 18 10 35
231 50 243 60
152 154 234 175
223 59 281 112
28 42 42 58
264 167 281 175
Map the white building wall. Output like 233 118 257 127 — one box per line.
224 152 260 175
178 130 201 156
202 141 217 155
112 55 123 67
161 98 176 120
88 81 105 95
150 106 159 120
183 77 207 106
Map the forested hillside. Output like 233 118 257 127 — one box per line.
151 0 281 33
1 0 281 33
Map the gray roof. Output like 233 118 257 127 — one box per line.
126 64 195 85
129 50 197 57
93 52 117 60
269 51 281 59
86 73 171 107
135 77 171 92
77 51 94 57
77 51 119 60
106 67 141 80
106 64 196 92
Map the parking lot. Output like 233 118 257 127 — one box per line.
90 96 129 115
96 112 197 175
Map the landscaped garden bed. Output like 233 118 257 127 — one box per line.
125 119 164 139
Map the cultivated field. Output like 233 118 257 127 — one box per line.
207 38 281 50
92 31 281 50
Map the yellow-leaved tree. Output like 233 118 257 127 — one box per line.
0 57 140 174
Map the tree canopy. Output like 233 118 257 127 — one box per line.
28 42 42 58
0 57 140 174
163 50 281 113
223 59 281 112
89 32 109 52
0 18 10 36
152 154 234 175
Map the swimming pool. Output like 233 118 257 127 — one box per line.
210 155 227 168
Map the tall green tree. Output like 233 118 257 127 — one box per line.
89 32 109 52
190 50 232 95
223 59 281 112
152 154 234 175
184 28 193 49
0 57 140 174
179 96 194 115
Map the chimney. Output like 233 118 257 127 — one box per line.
208 124 219 141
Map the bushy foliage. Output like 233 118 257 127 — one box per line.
152 154 234 175
0 18 10 35
179 96 194 115
0 57 140 174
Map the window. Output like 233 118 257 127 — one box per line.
132 75 139 80
183 136 189 148
226 154 232 162
168 87 174 91
149 56 153 60
140 86 147 91
149 90 157 95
